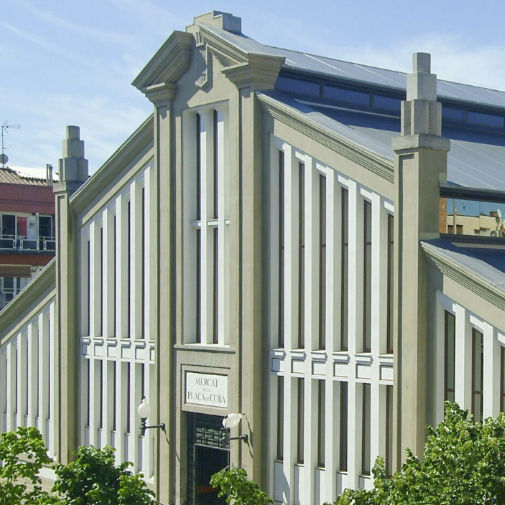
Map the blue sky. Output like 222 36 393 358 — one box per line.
3 0 505 173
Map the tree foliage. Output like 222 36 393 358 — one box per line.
0 427 157 505
0 426 53 505
332 402 505 505
210 466 273 505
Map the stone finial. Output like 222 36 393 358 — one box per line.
401 51 442 137
57 125 88 192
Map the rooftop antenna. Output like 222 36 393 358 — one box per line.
1 122 20 169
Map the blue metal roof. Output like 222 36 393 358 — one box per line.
200 23 505 110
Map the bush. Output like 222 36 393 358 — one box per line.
210 466 273 505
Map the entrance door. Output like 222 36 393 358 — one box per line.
188 413 230 505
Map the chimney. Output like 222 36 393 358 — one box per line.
46 164 53 186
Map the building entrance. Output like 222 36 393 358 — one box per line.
188 413 230 505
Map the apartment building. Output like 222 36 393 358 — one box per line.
0 11 504 505
0 166 55 309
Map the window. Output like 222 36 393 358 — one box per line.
471 328 483 422
363 201 372 352
278 151 285 348
387 215 394 354
385 385 393 475
319 174 326 350
298 162 305 349
362 383 371 475
317 380 325 467
339 381 348 472
277 376 284 460
444 311 456 402
297 378 304 464
341 188 349 351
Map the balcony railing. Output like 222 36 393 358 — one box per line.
0 235 56 252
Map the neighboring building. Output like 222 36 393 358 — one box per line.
1 11 505 505
0 166 55 309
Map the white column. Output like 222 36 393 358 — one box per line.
199 111 214 344
80 227 90 336
371 194 387 355
130 179 143 340
303 379 317 505
304 156 318 351
0 350 6 432
282 376 297 505
454 305 471 409
38 312 49 441
348 180 363 354
102 360 114 447
141 363 155 477
216 109 229 345
89 220 102 338
483 323 500 418
324 380 338 501
282 143 299 351
17 332 27 427
144 165 154 341
115 361 128 464
128 363 142 470
88 358 100 447
267 137 280 348
27 323 38 428
49 302 56 455
103 208 115 338
325 171 341 352
434 292 445 424
6 341 16 431
348 381 361 489
116 194 129 339
80 358 89 446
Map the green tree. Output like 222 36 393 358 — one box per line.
52 445 158 505
332 402 505 505
210 467 273 505
0 426 54 505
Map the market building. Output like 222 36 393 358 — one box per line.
1 11 505 505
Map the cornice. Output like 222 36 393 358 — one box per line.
69 115 154 215
141 82 177 108
421 242 505 311
132 31 193 93
258 93 394 183
197 24 247 67
222 54 284 90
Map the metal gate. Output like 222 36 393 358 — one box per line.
187 413 230 505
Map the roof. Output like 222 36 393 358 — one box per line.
200 23 505 110
0 167 50 186
422 238 505 307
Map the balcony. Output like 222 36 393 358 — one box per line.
0 235 56 252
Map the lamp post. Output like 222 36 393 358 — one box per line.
221 412 248 443
137 398 166 436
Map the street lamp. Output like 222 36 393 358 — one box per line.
222 412 248 443
137 398 166 436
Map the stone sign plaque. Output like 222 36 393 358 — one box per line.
185 372 228 408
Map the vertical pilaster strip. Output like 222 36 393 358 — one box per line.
326 170 341 353
483 324 499 418
115 361 127 464
303 379 317 505
282 143 298 352
144 165 153 341
282 376 297 505
88 358 99 447
17 332 27 427
324 380 338 501
142 363 155 478
0 350 6 432
79 358 88 446
349 382 361 488
49 301 57 456
103 207 115 338
116 195 129 339
102 360 114 447
128 363 141 471
6 341 16 431
454 306 471 409
89 220 101 338
130 179 143 339
38 312 49 442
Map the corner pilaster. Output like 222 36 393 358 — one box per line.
392 53 450 467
